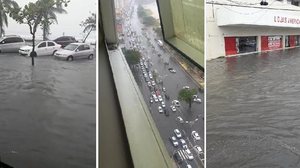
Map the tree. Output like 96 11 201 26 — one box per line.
80 12 96 43
10 0 69 66
178 88 197 109
122 48 141 69
0 0 18 37
41 0 68 40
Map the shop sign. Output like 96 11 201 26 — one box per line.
268 36 282 49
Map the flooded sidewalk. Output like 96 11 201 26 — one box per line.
0 54 96 168
207 49 300 168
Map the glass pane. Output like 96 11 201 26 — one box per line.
170 0 204 51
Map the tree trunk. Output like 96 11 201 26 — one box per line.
83 28 93 43
43 27 46 41
31 34 35 66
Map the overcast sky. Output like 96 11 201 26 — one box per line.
5 0 96 40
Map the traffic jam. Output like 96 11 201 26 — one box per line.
121 4 204 168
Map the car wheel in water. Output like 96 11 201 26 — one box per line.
52 50 57 56
88 54 93 60
67 56 73 61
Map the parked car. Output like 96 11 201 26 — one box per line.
19 41 61 56
54 43 94 61
183 86 190 89
0 35 25 53
54 36 77 47
192 131 201 141
169 136 178 147
174 129 182 138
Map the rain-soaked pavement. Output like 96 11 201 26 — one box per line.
0 53 96 168
207 49 300 168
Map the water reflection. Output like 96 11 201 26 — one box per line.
0 54 96 168
207 49 300 168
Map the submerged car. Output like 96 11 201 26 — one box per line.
19 41 61 56
54 43 94 61
0 35 25 53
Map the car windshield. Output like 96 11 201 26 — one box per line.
64 44 78 51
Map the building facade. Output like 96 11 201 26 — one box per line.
206 0 300 60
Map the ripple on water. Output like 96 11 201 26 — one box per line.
207 49 300 168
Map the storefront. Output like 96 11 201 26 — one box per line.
206 0 300 59
225 36 257 55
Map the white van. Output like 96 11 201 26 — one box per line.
0 35 25 53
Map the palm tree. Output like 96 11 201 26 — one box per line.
41 0 67 40
0 0 18 37
178 88 197 109
81 13 96 43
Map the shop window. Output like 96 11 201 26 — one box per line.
236 36 257 54
261 35 283 51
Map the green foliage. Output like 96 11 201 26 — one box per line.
137 5 158 27
178 88 197 108
0 0 19 37
80 12 96 42
123 48 142 67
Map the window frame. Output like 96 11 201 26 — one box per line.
156 0 204 69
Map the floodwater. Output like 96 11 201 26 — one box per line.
207 49 300 168
0 53 96 168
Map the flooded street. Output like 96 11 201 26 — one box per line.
0 53 96 168
207 49 300 168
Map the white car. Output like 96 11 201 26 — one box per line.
177 116 184 123
183 86 190 89
171 105 176 112
19 41 61 56
174 129 182 138
162 87 166 92
180 139 188 149
172 100 181 107
194 145 203 154
185 149 194 160
161 101 165 108
151 80 156 86
193 95 202 103
153 95 158 102
158 106 163 113
150 97 153 103
54 43 94 61
147 81 151 87
170 136 179 147
158 95 163 102
192 131 201 141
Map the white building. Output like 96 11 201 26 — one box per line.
206 0 300 60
